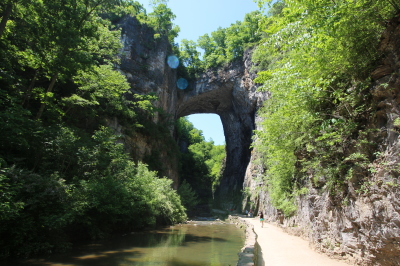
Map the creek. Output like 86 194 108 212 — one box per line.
7 220 245 266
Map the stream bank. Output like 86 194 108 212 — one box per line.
4 219 245 266
227 215 258 266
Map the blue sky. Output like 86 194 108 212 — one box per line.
136 0 260 145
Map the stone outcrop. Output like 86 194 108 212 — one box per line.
116 16 265 203
115 16 180 186
119 16 178 118
243 14 400 266
176 49 265 207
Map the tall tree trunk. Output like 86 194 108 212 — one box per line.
0 3 13 39
22 69 39 107
36 72 58 120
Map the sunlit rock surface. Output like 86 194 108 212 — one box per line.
113 16 180 186
176 49 265 207
117 16 266 203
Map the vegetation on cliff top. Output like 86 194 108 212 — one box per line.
177 10 263 79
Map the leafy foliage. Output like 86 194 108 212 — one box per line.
0 126 187 258
177 179 199 210
0 0 186 259
197 11 262 70
176 10 262 78
137 0 180 44
176 117 226 206
179 39 203 79
252 0 397 215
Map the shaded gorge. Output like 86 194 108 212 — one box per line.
7 220 245 266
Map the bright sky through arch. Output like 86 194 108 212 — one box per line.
136 0 260 145
188 114 225 145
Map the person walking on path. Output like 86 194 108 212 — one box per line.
259 212 264 228
245 217 351 266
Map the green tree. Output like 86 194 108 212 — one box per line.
225 11 262 61
0 0 123 120
33 0 123 119
197 33 215 58
179 39 203 78
145 1 179 43
66 64 134 118
0 126 187 258
102 0 146 23
207 144 226 193
177 179 199 210
0 0 13 38
176 117 204 144
0 1 189 257
195 11 263 70
252 0 398 215
176 118 226 204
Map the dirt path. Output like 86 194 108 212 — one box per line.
245 217 351 266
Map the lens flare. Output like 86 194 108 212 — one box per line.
177 78 188 90
167 55 179 69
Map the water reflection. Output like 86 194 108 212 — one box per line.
9 221 244 266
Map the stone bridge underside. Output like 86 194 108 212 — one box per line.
176 58 263 207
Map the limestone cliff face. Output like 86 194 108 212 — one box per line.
118 16 178 120
176 49 265 207
113 16 266 198
243 15 400 266
112 16 180 186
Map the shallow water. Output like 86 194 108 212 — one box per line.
7 220 245 266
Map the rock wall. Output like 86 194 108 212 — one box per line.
113 16 180 186
114 16 266 199
243 15 400 266
118 16 178 118
176 49 265 207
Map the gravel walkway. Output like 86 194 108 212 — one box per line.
244 217 352 266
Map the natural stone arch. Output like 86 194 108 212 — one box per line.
176 53 264 207
117 16 266 206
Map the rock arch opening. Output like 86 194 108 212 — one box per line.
117 17 264 207
176 59 262 207
187 114 225 145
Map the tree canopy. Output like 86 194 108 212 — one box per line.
0 0 186 258
176 117 226 207
252 0 398 215
177 10 262 79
